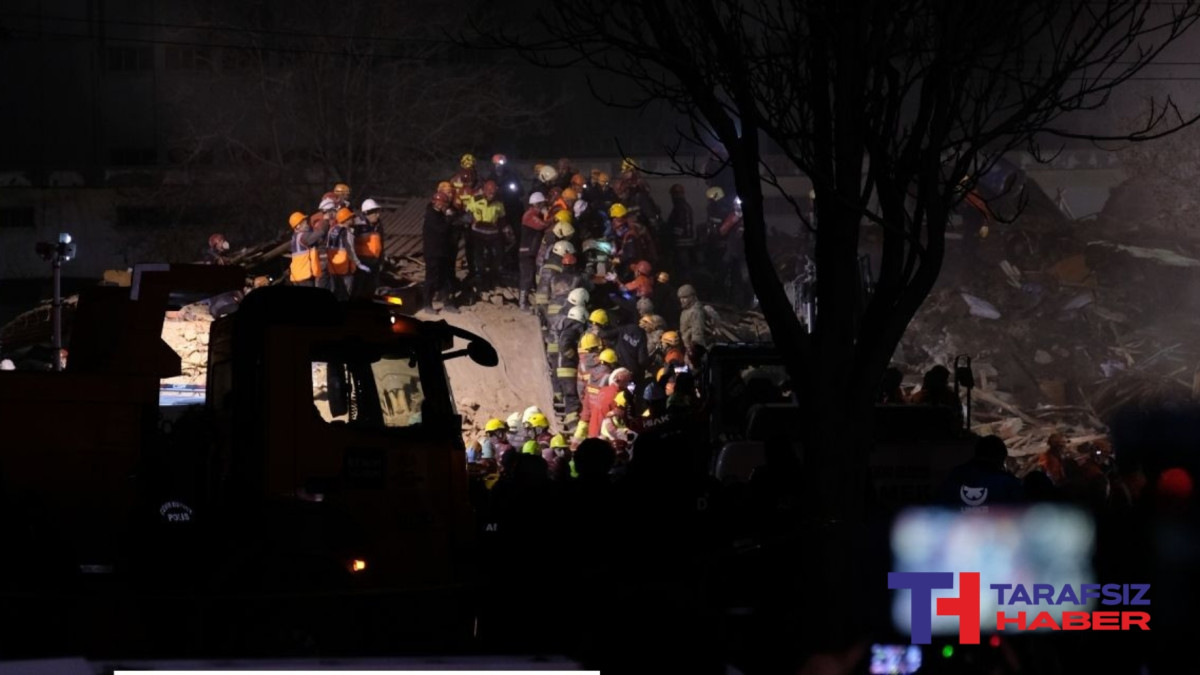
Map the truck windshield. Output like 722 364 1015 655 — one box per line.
311 340 426 429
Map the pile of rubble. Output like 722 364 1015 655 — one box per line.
895 196 1200 471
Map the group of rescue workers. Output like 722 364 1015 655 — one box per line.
208 152 751 475
416 153 748 472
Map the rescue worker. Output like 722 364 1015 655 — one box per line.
423 192 459 313
526 412 553 451
536 239 574 318
353 198 385 298
581 171 617 226
611 204 656 269
677 284 710 351
653 330 682 371
486 153 524 222
574 335 605 438
555 157 578 191
452 154 478 192
543 254 587 382
704 186 735 273
449 177 475 283
330 183 352 208
550 187 579 223
464 180 508 293
667 183 696 269
1037 432 1071 486
613 314 651 383
639 314 667 359
539 210 576 269
505 411 525 445
326 207 367 301
530 164 559 201
717 196 749 304
615 157 661 238
600 391 634 448
543 433 572 481
622 260 655 299
480 418 514 468
309 197 339 292
206 233 231 265
519 192 551 311
521 440 540 456
289 212 323 287
582 350 619 438
589 364 630 439
653 271 680 329
588 308 618 349
557 304 589 428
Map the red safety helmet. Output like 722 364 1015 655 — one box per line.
208 233 226 248
561 252 577 266
432 192 451 208
492 153 507 165
633 260 652 276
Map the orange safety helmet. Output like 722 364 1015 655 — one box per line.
561 252 577 266
596 172 610 187
336 207 355 224
664 348 685 365
333 183 351 198
437 180 453 195
561 187 578 202
288 211 307 229
657 271 670 284
570 174 585 189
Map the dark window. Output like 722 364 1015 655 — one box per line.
109 147 157 166
0 207 35 229
164 45 211 71
106 46 154 72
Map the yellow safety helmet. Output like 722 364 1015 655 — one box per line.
589 309 609 326
550 433 569 449
528 412 549 429
554 209 573 224
599 348 618 365
609 203 628 219
579 333 601 351
553 222 575 240
705 186 725 201
460 153 475 168
614 391 629 408
288 211 307 229
661 330 681 347
620 157 638 174
334 183 351 198
522 440 540 455
484 418 506 432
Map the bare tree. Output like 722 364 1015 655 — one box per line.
134 0 550 255
494 0 1200 639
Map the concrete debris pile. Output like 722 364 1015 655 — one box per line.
161 301 216 386
896 213 1200 464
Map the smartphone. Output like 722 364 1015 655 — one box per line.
869 644 922 674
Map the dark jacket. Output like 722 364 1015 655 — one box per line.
614 323 650 381
423 203 455 258
558 319 587 368
668 197 696 245
938 460 1023 509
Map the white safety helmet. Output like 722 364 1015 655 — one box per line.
521 406 542 425
552 222 575 240
551 240 576 257
567 306 588 323
538 165 559 184
529 192 546 205
567 287 589 307
506 412 521 430
319 197 337 212
361 198 380 212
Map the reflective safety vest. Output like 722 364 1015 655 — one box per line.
353 223 383 259
326 225 355 276
290 230 321 282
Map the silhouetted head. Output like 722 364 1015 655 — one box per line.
922 365 951 393
975 434 1009 470
574 438 616 479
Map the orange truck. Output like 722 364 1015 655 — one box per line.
0 264 497 658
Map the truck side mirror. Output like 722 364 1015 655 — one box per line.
467 340 499 367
